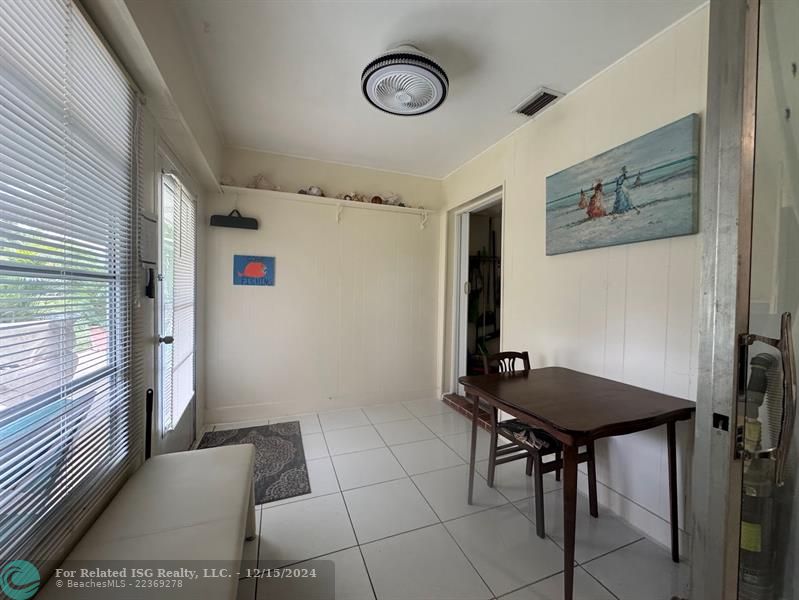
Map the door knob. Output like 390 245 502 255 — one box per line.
159 335 174 345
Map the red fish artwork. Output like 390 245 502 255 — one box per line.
238 261 266 279
234 255 274 286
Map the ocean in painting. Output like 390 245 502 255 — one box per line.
545 114 700 255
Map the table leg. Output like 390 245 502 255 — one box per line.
667 421 679 563
487 407 498 488
533 453 545 539
562 444 578 600
467 393 479 505
587 441 598 518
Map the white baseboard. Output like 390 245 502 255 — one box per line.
205 387 442 425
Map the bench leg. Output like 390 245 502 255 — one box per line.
245 483 256 541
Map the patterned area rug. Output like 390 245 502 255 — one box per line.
198 422 310 504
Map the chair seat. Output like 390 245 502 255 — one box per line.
497 419 561 452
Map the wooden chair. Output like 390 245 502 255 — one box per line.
482 351 599 538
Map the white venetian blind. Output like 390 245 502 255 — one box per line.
0 0 143 568
160 173 196 432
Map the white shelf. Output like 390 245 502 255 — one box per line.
220 185 432 217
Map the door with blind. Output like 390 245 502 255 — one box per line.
0 0 143 570
156 169 196 454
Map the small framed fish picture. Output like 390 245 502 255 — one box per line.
545 114 700 255
233 255 275 286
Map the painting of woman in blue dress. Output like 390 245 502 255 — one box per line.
612 166 638 214
545 114 699 255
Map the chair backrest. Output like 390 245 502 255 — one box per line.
482 351 531 374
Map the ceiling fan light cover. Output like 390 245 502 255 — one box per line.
361 46 449 116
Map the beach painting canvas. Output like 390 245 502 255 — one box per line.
545 114 700 255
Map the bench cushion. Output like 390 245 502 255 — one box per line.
39 444 255 599
74 445 254 549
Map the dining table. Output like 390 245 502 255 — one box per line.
459 366 696 600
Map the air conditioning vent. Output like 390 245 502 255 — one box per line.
513 87 563 118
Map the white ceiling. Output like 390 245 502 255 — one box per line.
171 0 705 179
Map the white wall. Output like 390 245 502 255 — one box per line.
223 147 444 210
441 6 709 550
204 189 442 424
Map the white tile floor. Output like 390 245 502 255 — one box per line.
213 401 690 600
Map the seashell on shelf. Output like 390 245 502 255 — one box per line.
383 192 401 205
248 173 274 190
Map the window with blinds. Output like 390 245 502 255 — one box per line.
0 0 142 568
160 173 196 433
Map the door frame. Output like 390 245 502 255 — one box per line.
690 0 760 598
449 186 504 395
152 145 198 455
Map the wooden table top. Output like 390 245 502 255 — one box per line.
459 367 695 440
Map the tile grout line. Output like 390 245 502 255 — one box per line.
493 569 568 599
363 406 416 427
258 544 361 570
318 413 380 600
264 497 506 566
434 412 610 598
579 536 646 568
234 405 674 600
510 488 648 571
233 405 475 598
258 481 636 596
210 399 449 436
491 563 620 600
321 417 452 454
262 426 477 510
373 420 496 599
582 566 623 600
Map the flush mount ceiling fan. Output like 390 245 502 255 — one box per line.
361 44 449 116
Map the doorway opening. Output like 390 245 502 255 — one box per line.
466 201 503 375
449 189 504 403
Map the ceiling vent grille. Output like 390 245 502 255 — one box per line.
513 87 563 118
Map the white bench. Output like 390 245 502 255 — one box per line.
40 444 256 599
